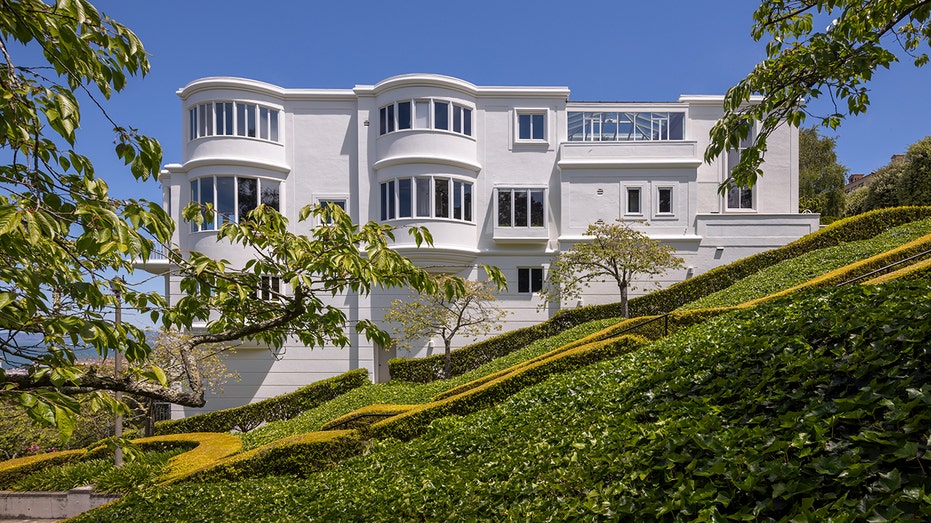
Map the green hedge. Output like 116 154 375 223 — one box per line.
174 335 647 484
153 368 370 435
866 257 931 283
375 335 647 442
0 449 86 488
432 307 730 402
389 206 931 384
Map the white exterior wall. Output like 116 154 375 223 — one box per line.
156 74 819 417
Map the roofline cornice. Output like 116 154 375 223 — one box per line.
177 77 357 102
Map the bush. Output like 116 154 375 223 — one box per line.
320 404 416 431
176 430 364 484
153 368 369 435
76 282 931 521
373 335 647 442
681 218 931 310
866 257 931 283
0 449 86 488
174 334 647 484
390 207 931 384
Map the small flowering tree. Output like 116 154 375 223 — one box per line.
541 220 683 318
384 278 508 379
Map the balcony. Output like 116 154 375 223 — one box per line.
558 141 701 170
375 129 480 173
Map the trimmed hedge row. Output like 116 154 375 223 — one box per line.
432 307 730 402
174 430 364 484
389 206 931 384
153 368 370 435
0 433 240 490
373 335 648 442
0 449 85 488
742 232 931 307
866 257 931 284
171 334 647 484
320 404 416 431
146 433 243 484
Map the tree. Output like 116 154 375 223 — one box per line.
384 277 508 379
864 161 906 211
0 1 502 439
897 136 931 206
799 126 847 220
844 185 869 217
540 220 684 318
1 0 171 439
706 1 931 191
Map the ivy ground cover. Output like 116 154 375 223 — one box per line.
680 217 931 310
76 281 931 522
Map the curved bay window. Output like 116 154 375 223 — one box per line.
380 176 472 222
190 176 280 231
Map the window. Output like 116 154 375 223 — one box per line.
434 101 448 130
378 99 472 136
517 112 545 141
657 187 674 215
318 199 346 224
518 267 544 293
497 188 545 227
190 176 280 232
726 124 754 210
250 276 282 301
726 186 754 210
189 102 280 142
380 176 473 222
567 111 685 141
626 187 642 215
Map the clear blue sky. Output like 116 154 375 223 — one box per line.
58 0 931 323
83 0 931 203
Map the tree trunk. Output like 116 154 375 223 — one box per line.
444 340 453 379
620 283 629 318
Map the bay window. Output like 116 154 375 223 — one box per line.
190 176 281 232
380 176 473 223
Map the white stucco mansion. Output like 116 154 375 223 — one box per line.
146 74 819 416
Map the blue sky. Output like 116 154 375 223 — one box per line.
83 0 930 202
43 0 931 324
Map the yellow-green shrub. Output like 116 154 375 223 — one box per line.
865 257 931 284
0 449 86 488
175 430 363 484
320 404 416 431
142 432 242 484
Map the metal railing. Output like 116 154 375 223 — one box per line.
837 248 931 287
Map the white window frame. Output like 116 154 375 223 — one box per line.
517 267 544 294
378 98 473 137
496 187 546 228
379 176 473 223
189 175 282 232
188 101 281 143
725 123 756 211
726 185 755 211
625 186 643 216
655 186 675 217
316 197 348 225
251 275 283 302
515 109 548 144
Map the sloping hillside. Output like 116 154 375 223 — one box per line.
4 207 931 521
75 281 931 521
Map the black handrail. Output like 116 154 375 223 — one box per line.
607 312 671 339
836 248 931 287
